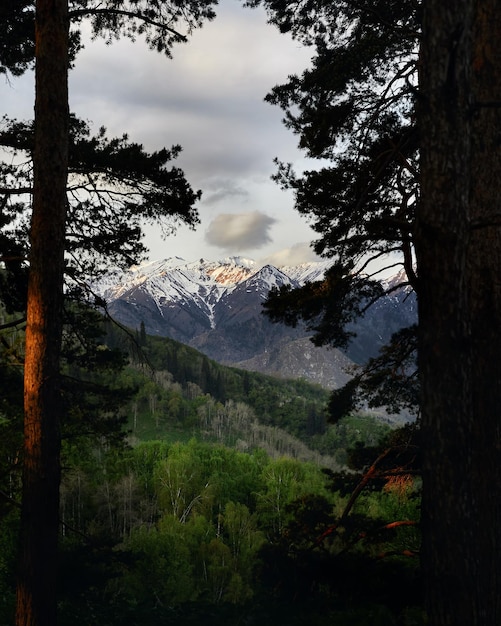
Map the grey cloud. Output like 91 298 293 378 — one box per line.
203 179 249 205
1 0 317 265
68 0 311 185
205 210 276 251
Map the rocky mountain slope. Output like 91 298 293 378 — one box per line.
96 257 416 389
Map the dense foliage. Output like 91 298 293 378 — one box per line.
0 326 422 625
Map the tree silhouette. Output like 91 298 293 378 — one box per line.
252 0 501 622
5 2 216 625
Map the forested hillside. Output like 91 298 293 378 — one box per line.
0 319 422 625
108 325 394 464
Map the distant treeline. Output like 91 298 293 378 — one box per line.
104 322 392 465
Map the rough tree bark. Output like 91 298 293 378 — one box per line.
418 0 501 624
15 1 69 625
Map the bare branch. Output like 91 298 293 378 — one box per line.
0 317 26 331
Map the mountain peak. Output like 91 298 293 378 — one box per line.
218 256 256 269
95 257 326 304
95 256 416 391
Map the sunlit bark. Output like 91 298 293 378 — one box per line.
15 1 69 625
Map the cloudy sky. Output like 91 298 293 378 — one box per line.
2 0 323 268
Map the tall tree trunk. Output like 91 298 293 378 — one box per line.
418 0 501 624
15 1 69 625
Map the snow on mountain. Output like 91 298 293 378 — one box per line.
94 256 330 355
96 256 326 307
96 257 257 325
97 257 187 300
197 257 256 288
94 256 415 390
236 264 298 297
278 260 331 284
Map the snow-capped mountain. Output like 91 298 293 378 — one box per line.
95 256 415 388
277 261 332 285
96 256 327 337
100 256 257 321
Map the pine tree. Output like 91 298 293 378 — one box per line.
139 321 147 346
5 2 217 625
418 0 501 622
16 4 69 624
253 0 501 622
253 0 420 416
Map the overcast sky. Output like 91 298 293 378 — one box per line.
1 0 325 268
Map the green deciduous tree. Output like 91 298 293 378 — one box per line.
154 443 211 522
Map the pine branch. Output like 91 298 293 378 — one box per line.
69 8 188 42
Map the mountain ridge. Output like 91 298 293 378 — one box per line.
95 256 416 389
